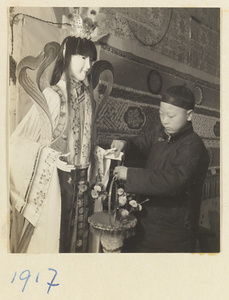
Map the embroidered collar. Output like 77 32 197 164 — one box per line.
69 78 84 96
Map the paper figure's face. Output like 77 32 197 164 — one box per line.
69 54 92 82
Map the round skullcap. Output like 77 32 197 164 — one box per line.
161 85 195 110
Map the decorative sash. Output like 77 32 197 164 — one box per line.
10 138 58 227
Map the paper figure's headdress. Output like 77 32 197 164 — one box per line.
68 11 96 39
66 8 107 40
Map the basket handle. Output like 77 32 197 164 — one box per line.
107 155 125 215
108 176 118 215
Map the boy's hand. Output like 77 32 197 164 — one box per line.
110 140 126 158
113 166 128 181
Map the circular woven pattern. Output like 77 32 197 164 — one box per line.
193 85 203 105
147 70 163 94
88 211 137 233
128 8 172 46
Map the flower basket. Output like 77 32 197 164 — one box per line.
88 177 138 253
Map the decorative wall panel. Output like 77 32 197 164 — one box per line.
100 7 220 77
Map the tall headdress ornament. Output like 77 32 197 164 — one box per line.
68 10 97 40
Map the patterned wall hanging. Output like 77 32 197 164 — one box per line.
124 106 146 129
147 70 163 94
127 8 173 46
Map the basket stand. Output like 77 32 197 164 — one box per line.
88 177 137 253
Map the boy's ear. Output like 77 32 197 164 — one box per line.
187 110 193 121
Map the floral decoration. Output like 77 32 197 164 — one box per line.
91 182 108 212
116 188 142 220
91 180 146 218
78 180 88 194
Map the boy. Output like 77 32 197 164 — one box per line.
111 85 209 253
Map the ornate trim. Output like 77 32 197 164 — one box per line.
51 85 68 143
101 43 220 92
108 85 220 118
21 145 45 213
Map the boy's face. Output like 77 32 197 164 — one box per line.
159 102 193 134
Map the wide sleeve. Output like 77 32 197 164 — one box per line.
10 87 60 145
125 138 209 197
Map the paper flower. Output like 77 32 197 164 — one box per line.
118 195 127 206
119 209 129 217
94 185 102 192
117 188 124 196
91 189 99 198
129 200 138 208
138 204 142 211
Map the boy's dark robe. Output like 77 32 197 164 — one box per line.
123 122 209 253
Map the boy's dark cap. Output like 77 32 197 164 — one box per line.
161 85 195 110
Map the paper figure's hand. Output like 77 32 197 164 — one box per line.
56 153 76 172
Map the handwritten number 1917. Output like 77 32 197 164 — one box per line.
11 269 59 293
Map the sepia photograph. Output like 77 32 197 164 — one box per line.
2 2 228 299
8 6 220 254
